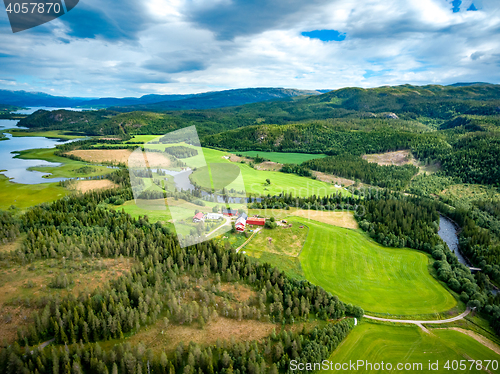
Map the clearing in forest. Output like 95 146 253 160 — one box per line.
362 150 415 166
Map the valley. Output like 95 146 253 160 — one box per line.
1 84 500 373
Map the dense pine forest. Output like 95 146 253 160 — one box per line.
0 184 360 374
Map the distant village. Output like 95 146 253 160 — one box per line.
193 207 265 232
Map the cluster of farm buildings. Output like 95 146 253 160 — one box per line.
193 208 265 232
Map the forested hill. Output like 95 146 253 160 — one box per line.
109 87 321 111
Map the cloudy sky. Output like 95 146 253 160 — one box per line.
0 0 498 97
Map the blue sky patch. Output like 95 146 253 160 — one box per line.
301 29 346 42
363 69 392 79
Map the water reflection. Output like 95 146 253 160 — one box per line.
0 133 73 184
13 107 88 115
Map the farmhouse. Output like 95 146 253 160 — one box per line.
247 217 265 226
193 212 205 222
222 208 238 216
235 212 248 232
206 213 223 220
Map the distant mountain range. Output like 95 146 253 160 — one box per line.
0 87 323 111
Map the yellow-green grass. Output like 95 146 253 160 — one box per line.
298 218 457 315
237 151 327 164
0 174 69 210
112 200 172 223
243 220 308 257
323 322 500 373
16 148 112 179
439 183 500 205
129 135 163 143
7 130 84 140
190 157 347 198
246 251 306 281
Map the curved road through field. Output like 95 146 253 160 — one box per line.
363 307 471 324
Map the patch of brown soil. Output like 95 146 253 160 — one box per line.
66 149 133 165
255 161 282 171
312 171 355 187
363 150 415 166
292 210 359 229
219 283 256 303
72 179 118 193
0 305 31 347
227 154 252 163
128 317 277 353
0 236 24 253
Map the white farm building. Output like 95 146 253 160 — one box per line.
206 213 223 220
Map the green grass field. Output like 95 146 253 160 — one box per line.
237 151 327 164
298 218 457 315
243 220 308 258
119 139 348 198
323 322 500 373
7 130 84 140
0 175 69 210
246 251 306 281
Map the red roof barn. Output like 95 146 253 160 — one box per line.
247 217 265 226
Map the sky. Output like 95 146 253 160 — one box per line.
0 0 499 97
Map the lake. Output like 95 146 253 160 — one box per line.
0 133 72 184
0 119 28 130
13 107 89 115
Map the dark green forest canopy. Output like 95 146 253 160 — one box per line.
15 83 500 136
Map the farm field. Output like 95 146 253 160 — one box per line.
112 199 172 224
70 179 118 193
190 159 347 197
16 148 112 179
298 219 457 315
291 209 359 229
323 322 500 373
243 219 309 257
236 151 327 164
86 139 347 198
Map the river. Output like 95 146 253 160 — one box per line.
438 215 470 266
438 215 498 296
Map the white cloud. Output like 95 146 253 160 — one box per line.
0 0 499 96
